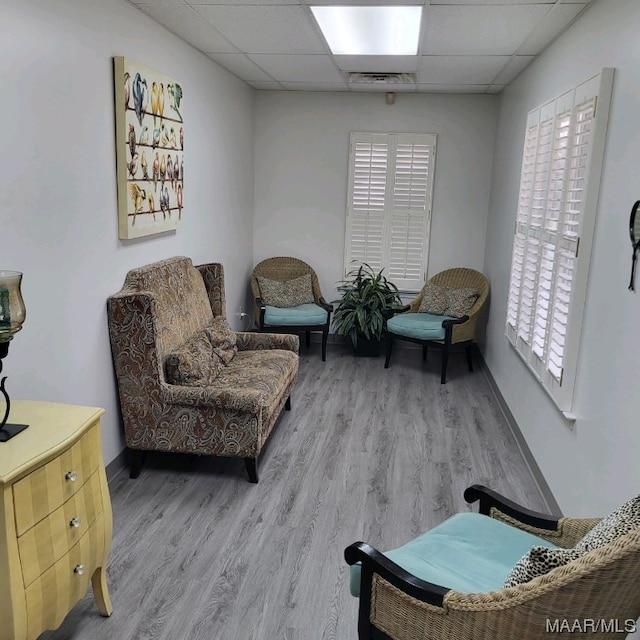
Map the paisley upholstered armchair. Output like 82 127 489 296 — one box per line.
107 256 299 483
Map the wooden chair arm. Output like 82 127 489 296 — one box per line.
383 304 411 320
464 484 561 531
442 315 469 328
345 542 449 607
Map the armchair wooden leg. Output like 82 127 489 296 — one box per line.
441 348 449 384
384 334 393 368
245 457 259 483
466 345 474 372
305 331 311 348
129 449 146 479
422 344 428 361
321 328 328 362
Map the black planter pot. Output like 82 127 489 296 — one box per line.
353 336 382 357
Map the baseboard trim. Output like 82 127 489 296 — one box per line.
106 448 128 484
479 355 561 516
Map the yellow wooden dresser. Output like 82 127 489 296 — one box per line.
0 400 113 640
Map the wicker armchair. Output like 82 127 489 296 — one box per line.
251 257 333 361
345 485 640 640
384 268 489 383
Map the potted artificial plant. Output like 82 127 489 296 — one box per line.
333 262 402 357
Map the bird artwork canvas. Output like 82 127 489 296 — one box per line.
114 57 184 239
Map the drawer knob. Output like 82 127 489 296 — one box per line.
65 470 78 482
73 564 85 575
70 517 81 528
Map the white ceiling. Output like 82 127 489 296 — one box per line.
127 0 595 93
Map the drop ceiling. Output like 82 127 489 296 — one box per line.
127 0 595 93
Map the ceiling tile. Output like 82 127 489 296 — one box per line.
280 82 349 91
518 3 588 55
247 54 343 83
491 55 536 84
430 0 553 4
418 55 510 84
309 0 423 4
188 0 297 4
333 55 418 73
191 5 326 54
416 84 490 93
207 53 275 82
250 81 287 91
134 3 238 53
349 82 417 92
131 0 187 5
422 4 549 55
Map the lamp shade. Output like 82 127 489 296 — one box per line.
0 271 26 343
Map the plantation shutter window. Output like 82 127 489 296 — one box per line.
504 69 613 415
345 132 437 291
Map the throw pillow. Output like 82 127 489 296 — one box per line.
503 546 583 588
257 274 315 308
165 330 222 386
418 283 479 318
418 282 449 315
503 493 640 588
205 316 238 365
446 287 479 318
574 494 640 552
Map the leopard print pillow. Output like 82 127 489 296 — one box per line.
418 282 449 315
257 274 315 308
418 283 479 318
446 287 479 318
575 494 640 552
504 494 640 588
503 546 583 588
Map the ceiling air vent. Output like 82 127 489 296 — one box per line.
349 73 416 85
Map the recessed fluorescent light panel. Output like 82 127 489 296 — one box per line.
310 6 422 56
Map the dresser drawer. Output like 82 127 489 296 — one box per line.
13 424 100 536
24 512 105 639
18 470 104 587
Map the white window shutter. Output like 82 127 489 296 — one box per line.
345 132 436 291
562 97 596 240
517 236 541 346
506 233 526 340
504 69 614 414
346 137 388 272
547 249 575 382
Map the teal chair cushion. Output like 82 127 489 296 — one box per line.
387 313 457 341
264 303 328 327
349 512 558 597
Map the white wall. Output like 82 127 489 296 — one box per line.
253 91 498 304
484 0 640 515
1 0 255 466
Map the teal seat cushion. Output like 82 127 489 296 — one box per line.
387 313 458 341
264 303 328 327
349 512 558 597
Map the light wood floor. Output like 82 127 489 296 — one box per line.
41 343 550 640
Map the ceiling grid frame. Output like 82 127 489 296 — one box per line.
129 0 595 93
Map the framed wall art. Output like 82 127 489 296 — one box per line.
114 57 184 239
